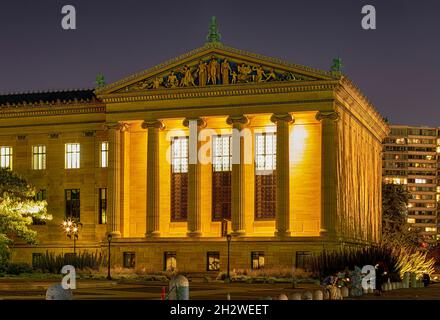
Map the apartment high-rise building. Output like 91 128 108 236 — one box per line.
383 125 439 244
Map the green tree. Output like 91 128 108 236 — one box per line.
0 169 50 263
382 183 420 249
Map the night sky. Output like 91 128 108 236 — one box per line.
0 0 439 126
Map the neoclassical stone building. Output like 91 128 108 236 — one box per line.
2 27 388 272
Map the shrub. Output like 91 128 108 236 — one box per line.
33 251 105 273
0 262 33 275
308 246 400 279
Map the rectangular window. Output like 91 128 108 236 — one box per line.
32 145 46 170
65 189 80 220
65 143 80 169
123 252 136 268
171 137 189 221
32 253 42 269
207 252 220 271
255 133 276 220
212 135 232 221
0 146 12 169
33 190 47 225
164 251 177 271
295 251 312 270
100 142 108 168
99 188 107 224
251 251 265 270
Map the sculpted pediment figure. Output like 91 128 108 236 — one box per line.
96 43 336 95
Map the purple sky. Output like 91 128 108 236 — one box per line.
0 0 439 126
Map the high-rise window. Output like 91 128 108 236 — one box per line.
65 143 80 169
0 146 12 169
171 137 188 221
100 142 108 168
65 189 80 220
212 135 232 221
254 133 276 220
32 145 46 170
251 251 265 270
164 252 177 271
99 188 107 224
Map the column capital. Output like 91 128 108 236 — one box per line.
315 111 340 122
105 122 130 131
270 113 294 124
226 115 249 126
142 120 165 130
183 117 206 128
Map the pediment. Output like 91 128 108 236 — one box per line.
96 43 336 95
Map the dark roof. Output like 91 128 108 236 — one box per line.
0 89 97 106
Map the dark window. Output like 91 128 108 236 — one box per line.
212 135 232 221
164 251 177 271
123 252 136 268
207 252 220 271
32 190 47 225
32 253 42 268
251 251 265 270
171 137 188 221
99 188 107 224
255 133 276 220
295 251 312 270
65 189 80 220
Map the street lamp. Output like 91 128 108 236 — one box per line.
107 233 113 280
226 234 232 282
62 219 81 254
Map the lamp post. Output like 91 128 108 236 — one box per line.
62 219 81 254
107 233 112 280
226 234 232 282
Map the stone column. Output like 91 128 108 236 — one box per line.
226 115 249 236
315 111 340 238
271 113 294 237
106 122 126 238
142 120 165 237
183 117 206 237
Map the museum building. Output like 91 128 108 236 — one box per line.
1 24 388 272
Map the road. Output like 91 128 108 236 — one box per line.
0 278 439 300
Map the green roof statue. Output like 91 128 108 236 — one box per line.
331 57 343 72
95 73 106 88
206 16 221 43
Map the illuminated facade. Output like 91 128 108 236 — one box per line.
2 36 388 271
383 125 439 242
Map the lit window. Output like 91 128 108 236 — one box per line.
207 252 220 271
212 135 232 221
164 252 177 271
255 133 276 220
213 135 232 172
171 137 189 221
65 143 80 169
32 145 46 170
0 146 12 169
251 251 265 270
407 218 415 224
425 227 437 233
415 179 427 184
255 133 276 172
171 137 188 173
100 142 108 168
